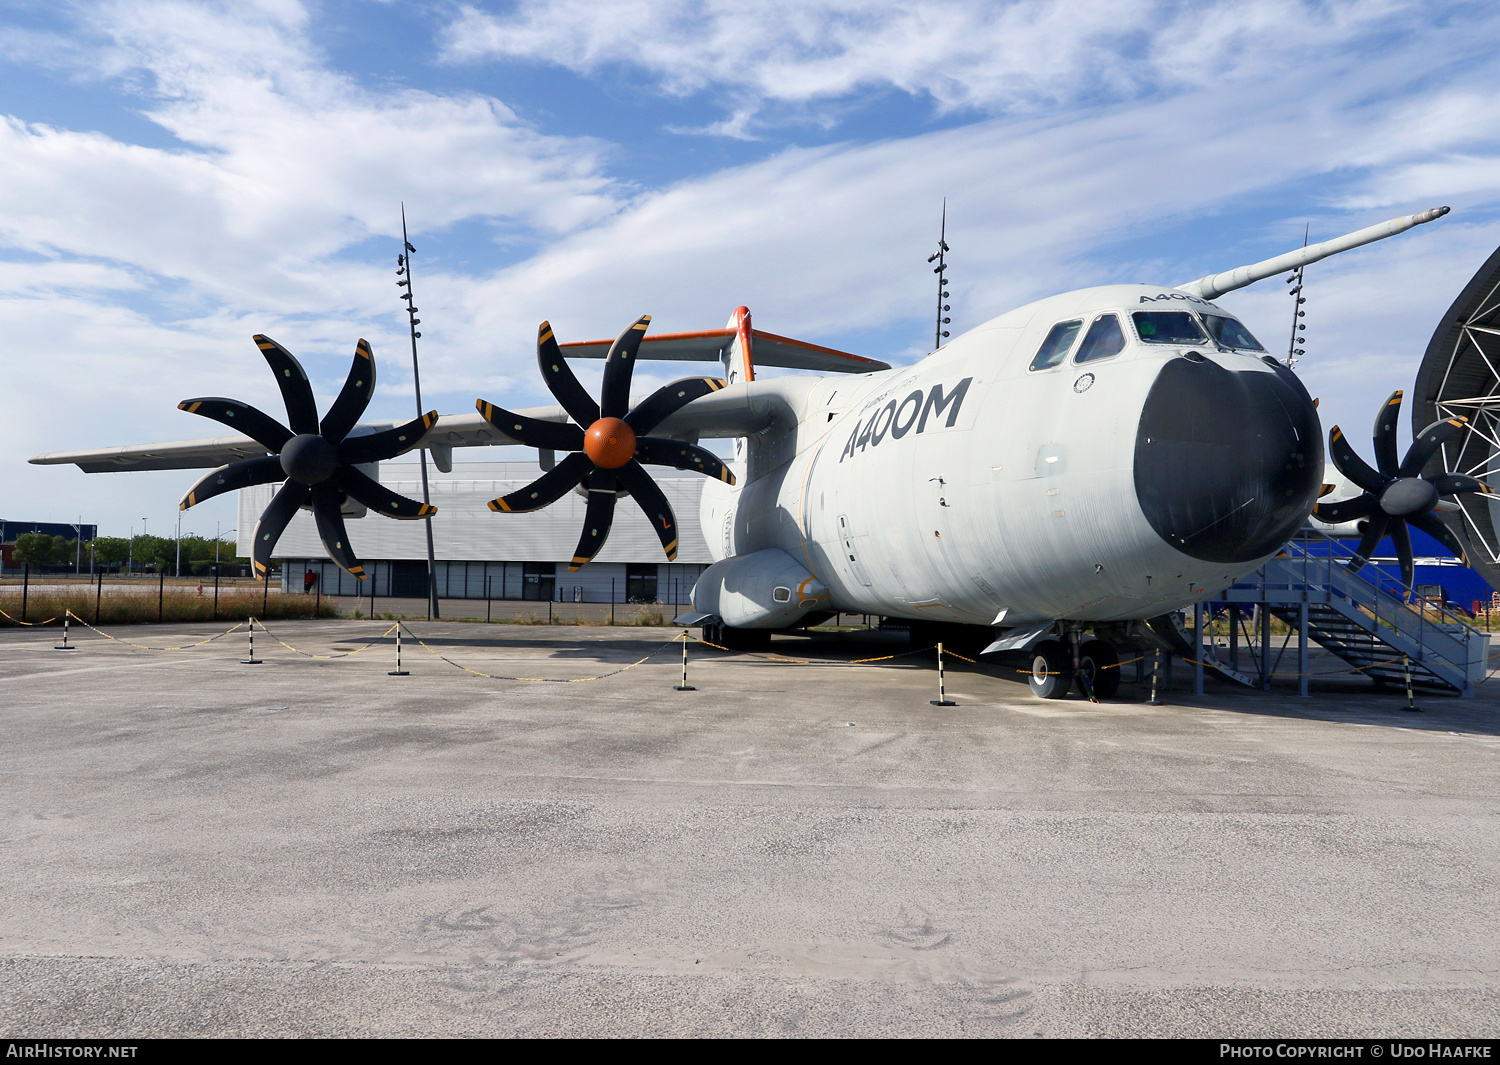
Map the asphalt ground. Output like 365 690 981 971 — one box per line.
2 619 1498 1038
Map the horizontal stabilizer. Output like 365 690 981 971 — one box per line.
561 328 889 374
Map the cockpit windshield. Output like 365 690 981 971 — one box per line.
1132 311 1207 345
1201 314 1266 351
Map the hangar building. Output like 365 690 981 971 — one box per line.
241 458 714 605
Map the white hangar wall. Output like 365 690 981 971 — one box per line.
238 459 715 601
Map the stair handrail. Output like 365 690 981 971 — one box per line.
1282 526 1480 639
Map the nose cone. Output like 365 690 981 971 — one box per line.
1134 356 1322 564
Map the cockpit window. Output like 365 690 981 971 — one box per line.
1030 319 1082 370
1132 311 1207 345
1202 314 1266 351
1075 314 1126 363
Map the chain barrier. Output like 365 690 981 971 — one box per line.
397 621 680 682
0 607 60 627
252 618 399 659
63 610 246 651
692 633 942 666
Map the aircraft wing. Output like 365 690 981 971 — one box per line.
561 327 890 373
27 410 562 474
26 380 806 471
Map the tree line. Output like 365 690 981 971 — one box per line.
10 533 247 574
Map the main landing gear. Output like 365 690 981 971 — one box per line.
1027 634 1122 700
702 619 771 652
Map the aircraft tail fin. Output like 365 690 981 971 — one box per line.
722 306 756 385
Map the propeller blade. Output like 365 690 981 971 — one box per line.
614 459 680 561
625 377 728 435
1312 493 1376 524
1399 417 1468 478
1372 389 1403 476
1408 509 1468 564
1431 472 1494 496
336 411 438 465
1328 426 1386 493
251 480 311 580
178 397 292 452
537 321 599 427
180 455 285 510
569 469 619 571
488 452 591 512
311 483 367 579
253 335 320 436
320 339 377 443
1389 516 1414 591
600 314 650 419
334 466 436 520
476 400 585 451
1347 513 1390 575
635 437 736 484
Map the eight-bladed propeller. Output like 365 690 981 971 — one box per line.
177 335 439 580
1315 389 1490 590
477 316 735 571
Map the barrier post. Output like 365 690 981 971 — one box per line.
931 641 957 706
674 630 696 691
1193 603 1205 695
55 611 76 650
1298 602 1309 698
1402 654 1419 712
389 623 410 676
1149 649 1162 706
242 617 261 664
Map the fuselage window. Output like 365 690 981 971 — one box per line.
1202 314 1266 351
1132 311 1208 345
1074 314 1126 363
1030 319 1083 370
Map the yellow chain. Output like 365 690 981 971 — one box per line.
252 618 398 659
64 610 245 651
0 607 59 627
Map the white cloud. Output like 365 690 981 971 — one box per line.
439 0 1426 129
0 0 621 315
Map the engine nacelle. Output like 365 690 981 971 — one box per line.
691 548 829 629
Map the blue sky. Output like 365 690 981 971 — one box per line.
4 0 1500 540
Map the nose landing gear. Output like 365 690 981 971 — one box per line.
1028 640 1073 699
1027 634 1123 700
1076 639 1121 699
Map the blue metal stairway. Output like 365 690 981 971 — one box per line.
1192 532 1490 696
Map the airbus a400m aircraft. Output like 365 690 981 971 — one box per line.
31 207 1451 698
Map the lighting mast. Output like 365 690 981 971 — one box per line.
397 205 440 620
1285 224 1309 370
927 199 952 350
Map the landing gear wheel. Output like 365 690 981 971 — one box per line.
1028 640 1073 699
1076 639 1121 699
704 621 771 651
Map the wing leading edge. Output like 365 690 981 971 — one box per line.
560 327 890 374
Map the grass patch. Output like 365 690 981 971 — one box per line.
0 588 338 627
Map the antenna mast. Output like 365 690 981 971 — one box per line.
1285 223 1309 370
927 199 952 349
397 204 440 620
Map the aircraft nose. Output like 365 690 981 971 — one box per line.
1134 355 1322 564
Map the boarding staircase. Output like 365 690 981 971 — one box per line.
1187 531 1490 696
